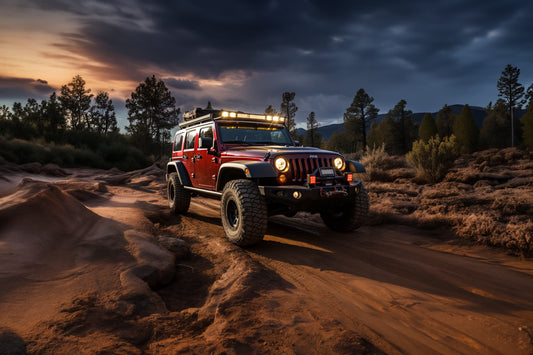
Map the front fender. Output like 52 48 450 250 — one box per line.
345 160 366 173
216 161 277 190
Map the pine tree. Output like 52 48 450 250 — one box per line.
206 101 213 110
59 75 93 130
126 75 180 154
90 91 117 135
326 130 352 153
41 92 66 141
497 64 525 147
436 104 456 137
522 110 533 151
480 99 508 149
418 113 438 142
522 86 533 150
265 105 278 116
390 99 416 154
453 104 479 154
368 113 396 154
280 92 298 138
343 88 379 152
304 111 321 147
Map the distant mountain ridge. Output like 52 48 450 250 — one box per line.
297 104 525 141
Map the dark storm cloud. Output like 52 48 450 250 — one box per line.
163 78 201 90
14 0 533 122
0 76 56 100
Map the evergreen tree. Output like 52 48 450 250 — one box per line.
126 75 180 155
280 92 298 138
526 83 533 112
59 75 93 130
480 100 508 149
265 105 278 116
0 105 11 121
436 104 456 137
522 109 533 151
41 92 66 141
367 113 396 154
326 130 352 153
418 113 438 142
206 101 213 110
390 99 416 154
343 88 379 152
497 64 525 147
453 104 479 154
90 91 117 135
304 111 321 147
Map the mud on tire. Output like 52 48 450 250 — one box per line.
168 173 190 214
320 185 369 232
221 179 267 246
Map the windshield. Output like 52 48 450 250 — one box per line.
218 123 293 146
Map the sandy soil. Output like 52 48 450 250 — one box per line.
0 163 532 354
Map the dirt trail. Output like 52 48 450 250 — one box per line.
180 197 533 354
1 168 532 354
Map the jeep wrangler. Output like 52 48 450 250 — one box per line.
166 107 369 246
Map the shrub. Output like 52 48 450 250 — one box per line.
359 144 408 181
406 135 459 183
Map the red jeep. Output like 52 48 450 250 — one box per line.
166 108 368 246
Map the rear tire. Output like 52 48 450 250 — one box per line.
221 179 267 246
320 185 369 232
168 173 190 214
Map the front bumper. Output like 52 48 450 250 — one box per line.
258 180 363 211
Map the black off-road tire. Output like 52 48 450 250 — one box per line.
168 173 190 214
221 179 267 246
320 185 369 232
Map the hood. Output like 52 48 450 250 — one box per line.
221 145 341 160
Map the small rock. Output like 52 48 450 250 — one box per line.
157 235 190 260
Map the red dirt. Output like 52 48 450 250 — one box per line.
0 165 532 354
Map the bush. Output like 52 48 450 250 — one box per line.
359 144 408 181
406 135 459 183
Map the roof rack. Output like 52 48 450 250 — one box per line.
178 114 214 128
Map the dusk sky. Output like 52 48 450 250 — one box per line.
1 0 533 128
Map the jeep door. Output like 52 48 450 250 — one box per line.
195 125 219 189
182 128 197 182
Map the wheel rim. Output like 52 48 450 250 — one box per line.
226 199 239 230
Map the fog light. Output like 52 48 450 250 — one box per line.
309 175 317 184
279 174 287 184
293 191 301 199
347 173 353 182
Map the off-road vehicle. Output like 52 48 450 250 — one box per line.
166 107 369 246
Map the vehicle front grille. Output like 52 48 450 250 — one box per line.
288 157 333 183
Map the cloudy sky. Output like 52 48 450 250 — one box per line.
1 0 532 128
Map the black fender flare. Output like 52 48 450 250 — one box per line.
345 160 366 173
216 161 276 191
166 161 192 186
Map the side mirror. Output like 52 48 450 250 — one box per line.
207 139 219 156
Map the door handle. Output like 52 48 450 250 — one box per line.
194 154 202 160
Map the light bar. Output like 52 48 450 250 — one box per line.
221 111 285 123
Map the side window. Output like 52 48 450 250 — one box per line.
199 126 213 139
173 133 184 152
184 130 196 150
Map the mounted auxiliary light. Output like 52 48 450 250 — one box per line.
221 111 285 122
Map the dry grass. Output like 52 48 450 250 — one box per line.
365 147 533 255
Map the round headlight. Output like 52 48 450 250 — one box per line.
274 157 289 172
334 157 345 171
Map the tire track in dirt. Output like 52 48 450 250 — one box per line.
189 197 533 354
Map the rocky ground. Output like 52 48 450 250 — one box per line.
0 151 532 354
